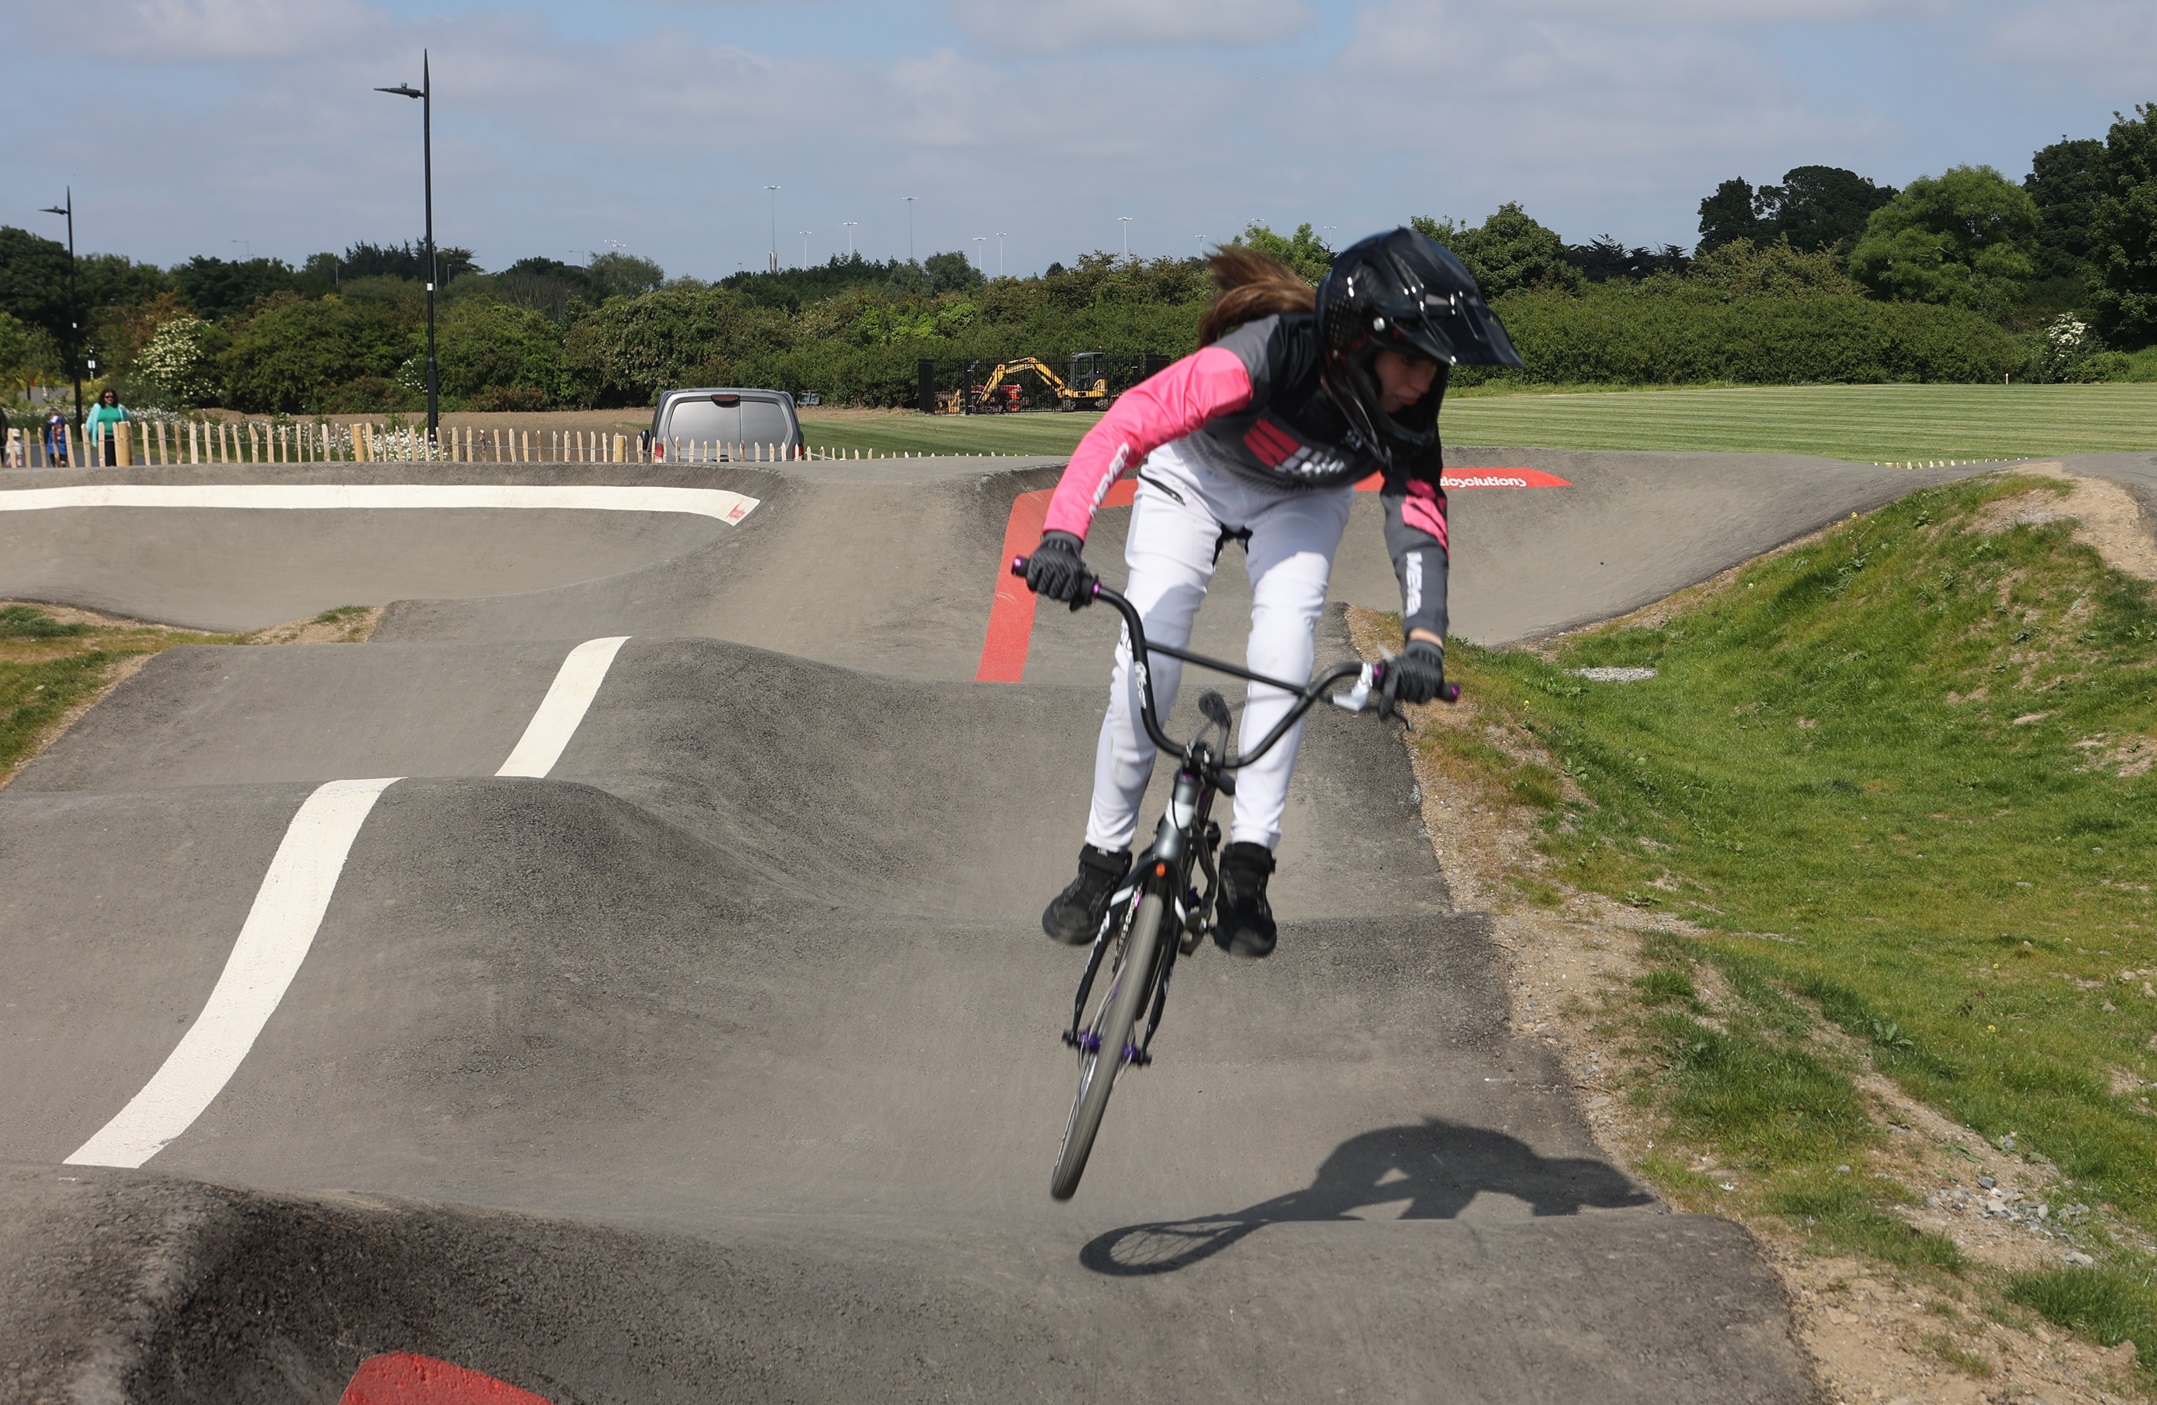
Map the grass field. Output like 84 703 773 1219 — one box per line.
800 409 1095 458
1444 384 2157 462
800 384 2157 463
1412 472 2157 1364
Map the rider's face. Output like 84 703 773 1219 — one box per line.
1373 349 1439 414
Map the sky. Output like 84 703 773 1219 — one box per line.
6 0 2153 282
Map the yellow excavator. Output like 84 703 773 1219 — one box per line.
964 353 1116 413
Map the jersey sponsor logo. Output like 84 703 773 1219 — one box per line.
1241 416 1354 483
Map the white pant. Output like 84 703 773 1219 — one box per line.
1085 440 1355 853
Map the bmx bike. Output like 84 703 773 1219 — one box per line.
1010 554 1455 1200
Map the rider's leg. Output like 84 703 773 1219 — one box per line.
1205 485 1350 958
1228 485 1356 851
1081 450 1221 853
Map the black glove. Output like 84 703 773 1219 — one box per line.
1382 639 1448 715
1024 530 1094 610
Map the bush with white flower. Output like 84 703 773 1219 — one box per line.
137 314 218 406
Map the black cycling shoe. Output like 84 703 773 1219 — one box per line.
1042 843 1130 945
1213 841 1278 958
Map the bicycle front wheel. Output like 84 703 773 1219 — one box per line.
1050 888 1167 1201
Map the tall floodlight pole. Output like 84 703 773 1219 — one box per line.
1194 234 1205 259
995 231 1006 277
905 196 916 263
375 53 437 444
765 185 780 273
800 230 812 268
972 235 986 270
841 220 858 256
36 191 81 433
1118 215 1132 258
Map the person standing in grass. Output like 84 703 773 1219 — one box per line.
84 389 129 467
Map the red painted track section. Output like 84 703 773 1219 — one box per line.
340 1353 551 1405
973 468 1570 682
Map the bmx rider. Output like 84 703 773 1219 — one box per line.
1024 227 1522 958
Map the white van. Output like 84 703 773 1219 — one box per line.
648 388 803 462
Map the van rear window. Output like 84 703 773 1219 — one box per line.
741 400 792 446
666 399 736 444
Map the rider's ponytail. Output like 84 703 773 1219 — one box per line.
1197 246 1316 346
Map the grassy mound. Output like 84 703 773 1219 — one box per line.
1426 472 2157 1349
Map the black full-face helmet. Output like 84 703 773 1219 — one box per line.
1317 227 1522 459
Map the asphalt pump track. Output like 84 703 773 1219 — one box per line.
5 448 2150 1402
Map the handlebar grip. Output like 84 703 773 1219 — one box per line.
1441 682 1461 704
1011 554 1028 578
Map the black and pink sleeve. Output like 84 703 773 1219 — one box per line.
1381 455 1450 644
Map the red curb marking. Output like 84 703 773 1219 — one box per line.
973 469 1568 683
340 1353 550 1405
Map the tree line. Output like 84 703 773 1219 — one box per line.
2 103 2150 415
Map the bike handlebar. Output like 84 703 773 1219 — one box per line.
1010 554 1454 771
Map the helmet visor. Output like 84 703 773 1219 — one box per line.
1379 242 1525 368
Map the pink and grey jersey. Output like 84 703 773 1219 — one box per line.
1042 312 1454 642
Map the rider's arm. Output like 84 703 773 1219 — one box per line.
1381 452 1450 646
1039 346 1255 542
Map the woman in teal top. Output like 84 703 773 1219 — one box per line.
84 389 129 466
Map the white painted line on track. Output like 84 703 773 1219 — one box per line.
497 637 630 779
65 776 401 1168
0 483 760 524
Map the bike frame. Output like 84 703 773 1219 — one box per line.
1013 561 1385 1065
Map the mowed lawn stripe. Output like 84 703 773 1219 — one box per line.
1444 384 2157 462
800 384 2156 462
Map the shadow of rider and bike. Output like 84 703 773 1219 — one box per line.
1079 1117 1654 1277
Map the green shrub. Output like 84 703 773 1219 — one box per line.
1458 282 2023 387
217 293 417 413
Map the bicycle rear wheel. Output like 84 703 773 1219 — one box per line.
1050 888 1166 1200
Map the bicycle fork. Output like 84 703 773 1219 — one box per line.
1061 769 1215 1068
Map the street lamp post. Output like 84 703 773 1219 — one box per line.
1118 215 1132 258
905 196 916 264
841 220 858 257
995 232 1006 277
765 185 780 273
374 52 438 445
36 190 82 433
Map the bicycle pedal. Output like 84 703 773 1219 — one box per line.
1178 928 1201 956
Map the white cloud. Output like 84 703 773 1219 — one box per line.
44 0 388 61
949 0 1311 54
1501 0 1947 25
1984 0 2157 86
